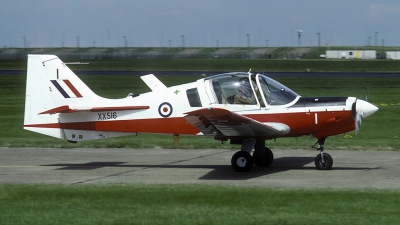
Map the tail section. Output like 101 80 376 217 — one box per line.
24 54 100 139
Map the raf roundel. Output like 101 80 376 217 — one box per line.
158 102 173 118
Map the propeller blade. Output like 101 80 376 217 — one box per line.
355 110 363 135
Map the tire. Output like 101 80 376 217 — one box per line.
252 147 274 167
315 153 333 170
231 151 253 172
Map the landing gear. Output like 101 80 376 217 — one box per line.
231 151 253 172
253 147 274 167
312 138 333 170
315 153 333 170
230 139 274 172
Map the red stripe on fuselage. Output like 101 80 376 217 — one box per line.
24 110 355 138
24 123 61 129
245 110 355 138
25 117 200 135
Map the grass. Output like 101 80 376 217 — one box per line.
1 184 399 225
1 59 399 224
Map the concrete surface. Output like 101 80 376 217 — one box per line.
0 148 399 189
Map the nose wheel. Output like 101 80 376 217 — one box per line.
312 138 333 170
315 152 333 170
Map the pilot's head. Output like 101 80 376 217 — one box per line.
237 78 252 96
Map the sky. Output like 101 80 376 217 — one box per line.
2 0 400 48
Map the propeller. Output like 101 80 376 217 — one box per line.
355 108 363 135
352 98 378 135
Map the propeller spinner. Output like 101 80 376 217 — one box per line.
353 99 378 134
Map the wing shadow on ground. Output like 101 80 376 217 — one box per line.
200 156 315 180
41 156 378 181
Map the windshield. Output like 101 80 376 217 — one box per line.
205 72 299 106
256 74 299 105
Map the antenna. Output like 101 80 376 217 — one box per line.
64 62 89 65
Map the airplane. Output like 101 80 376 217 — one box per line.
23 54 378 172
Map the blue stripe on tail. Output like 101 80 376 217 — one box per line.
51 80 70 98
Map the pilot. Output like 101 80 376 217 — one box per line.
234 78 256 104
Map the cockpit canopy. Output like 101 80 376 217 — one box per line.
205 72 299 106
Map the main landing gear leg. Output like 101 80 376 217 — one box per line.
313 138 333 170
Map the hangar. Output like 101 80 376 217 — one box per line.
386 51 400 60
325 50 376 59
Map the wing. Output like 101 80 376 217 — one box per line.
184 108 290 137
38 105 149 115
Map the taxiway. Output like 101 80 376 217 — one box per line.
0 148 399 189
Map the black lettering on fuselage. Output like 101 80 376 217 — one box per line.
97 112 117 120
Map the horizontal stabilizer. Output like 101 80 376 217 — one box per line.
38 105 73 114
39 105 150 115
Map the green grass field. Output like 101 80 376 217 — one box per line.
1 58 400 224
1 184 399 225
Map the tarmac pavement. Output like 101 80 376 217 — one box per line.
0 148 399 189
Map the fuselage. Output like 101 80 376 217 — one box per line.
28 72 376 142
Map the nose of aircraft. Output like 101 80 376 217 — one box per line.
356 99 378 118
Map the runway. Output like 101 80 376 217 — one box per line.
1 148 399 189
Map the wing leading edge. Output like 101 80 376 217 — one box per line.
184 108 290 138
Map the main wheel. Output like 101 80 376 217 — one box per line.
231 151 253 172
252 147 274 167
315 153 333 170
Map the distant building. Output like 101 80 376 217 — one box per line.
386 51 400 60
325 50 376 59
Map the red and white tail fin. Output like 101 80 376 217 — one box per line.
24 54 100 139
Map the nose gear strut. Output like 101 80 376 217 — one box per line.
312 138 333 170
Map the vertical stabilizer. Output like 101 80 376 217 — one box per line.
24 54 99 139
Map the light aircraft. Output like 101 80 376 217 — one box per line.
24 54 378 172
